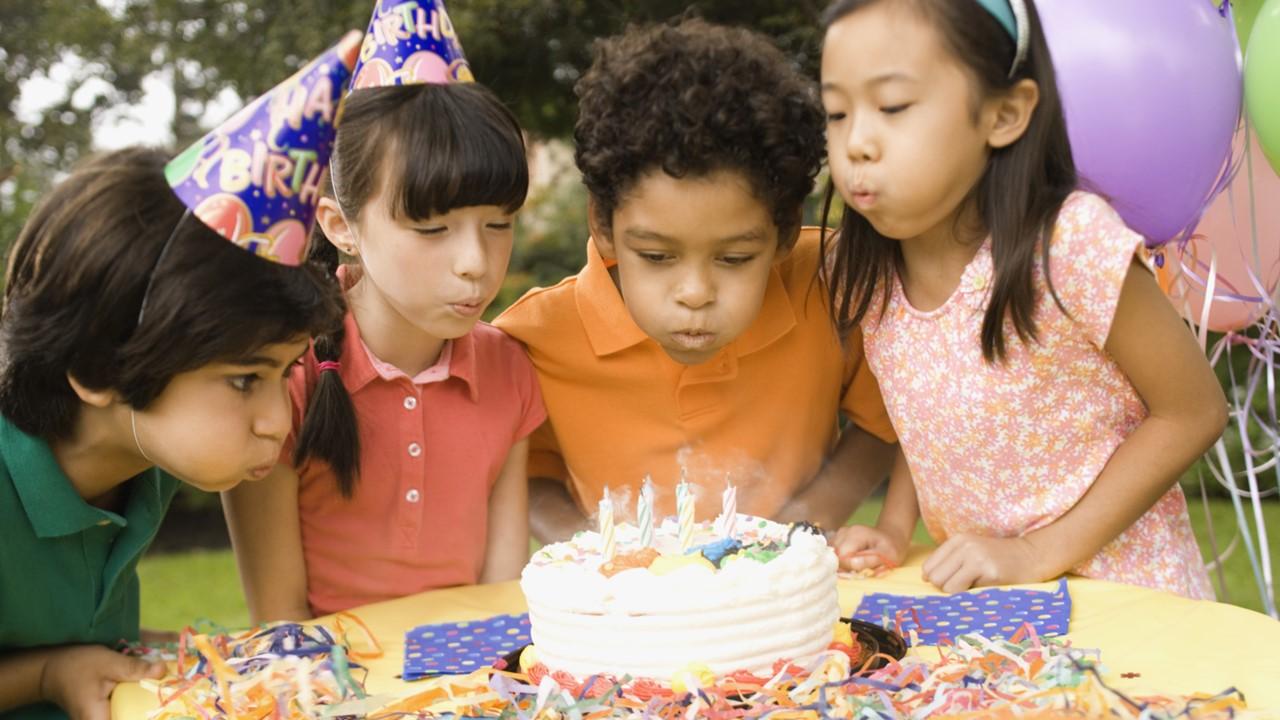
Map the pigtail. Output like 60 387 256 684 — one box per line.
292 223 362 498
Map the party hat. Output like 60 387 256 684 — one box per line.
164 30 362 266
350 0 473 90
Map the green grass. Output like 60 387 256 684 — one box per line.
138 549 249 631
138 497 1280 631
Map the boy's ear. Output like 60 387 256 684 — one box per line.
315 197 359 256
587 196 617 260
986 78 1040 149
66 373 121 409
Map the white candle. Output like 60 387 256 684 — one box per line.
718 477 737 538
638 475 655 547
677 478 694 552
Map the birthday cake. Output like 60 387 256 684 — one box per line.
519 513 840 681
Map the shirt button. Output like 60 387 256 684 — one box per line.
406 489 421 503
404 396 417 410
408 442 422 457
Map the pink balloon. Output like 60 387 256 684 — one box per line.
403 51 450 85
1159 129 1280 332
193 193 252 241
352 58 394 90
264 219 308 266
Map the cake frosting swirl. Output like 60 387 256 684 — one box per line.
520 514 839 680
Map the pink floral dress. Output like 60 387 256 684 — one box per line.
863 192 1213 599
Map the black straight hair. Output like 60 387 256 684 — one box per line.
294 81 529 498
0 147 345 439
818 0 1077 362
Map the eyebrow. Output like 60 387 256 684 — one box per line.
623 228 769 245
225 349 307 369
821 72 916 92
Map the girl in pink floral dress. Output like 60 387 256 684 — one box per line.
818 0 1225 599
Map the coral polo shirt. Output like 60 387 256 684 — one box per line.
284 308 545 615
494 227 895 519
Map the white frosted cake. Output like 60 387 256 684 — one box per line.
520 514 839 681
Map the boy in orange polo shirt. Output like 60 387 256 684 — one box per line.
495 18 897 542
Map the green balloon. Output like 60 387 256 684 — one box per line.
1235 0 1267 51
1244 0 1280 174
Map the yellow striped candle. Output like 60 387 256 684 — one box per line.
599 487 616 560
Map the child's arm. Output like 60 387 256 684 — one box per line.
924 260 1228 592
776 425 894 531
0 645 164 717
480 439 531 583
832 447 918 571
528 478 591 544
221 464 312 623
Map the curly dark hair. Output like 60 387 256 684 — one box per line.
574 17 826 242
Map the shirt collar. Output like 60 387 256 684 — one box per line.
335 265 480 401
3 418 162 539
575 240 651 356
573 238 797 359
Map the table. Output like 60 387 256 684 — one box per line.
113 547 1280 716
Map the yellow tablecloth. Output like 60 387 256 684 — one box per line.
113 547 1280 716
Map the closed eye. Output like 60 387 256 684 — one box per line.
415 226 447 236
637 251 673 264
881 104 911 115
719 255 757 267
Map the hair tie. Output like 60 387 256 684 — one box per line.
318 360 341 374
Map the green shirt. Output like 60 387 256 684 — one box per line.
0 417 179 720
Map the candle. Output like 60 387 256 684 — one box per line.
599 487 616 560
638 475 655 547
677 477 694 552
718 477 737 538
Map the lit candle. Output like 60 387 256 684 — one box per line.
599 487 616 560
677 476 694 552
718 477 737 538
638 475 655 548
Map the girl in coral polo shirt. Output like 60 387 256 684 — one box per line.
223 8 544 620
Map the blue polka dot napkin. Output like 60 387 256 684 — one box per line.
852 578 1071 646
402 612 531 680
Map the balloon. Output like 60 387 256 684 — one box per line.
1157 128 1280 332
1234 0 1267 51
1245 0 1280 174
1038 0 1242 246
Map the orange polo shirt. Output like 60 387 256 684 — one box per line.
283 308 545 616
494 227 894 519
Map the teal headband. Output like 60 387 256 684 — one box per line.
974 0 1029 75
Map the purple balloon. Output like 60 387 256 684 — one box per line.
1038 0 1242 246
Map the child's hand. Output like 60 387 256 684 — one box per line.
40 644 165 720
832 525 906 573
922 534 1043 593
